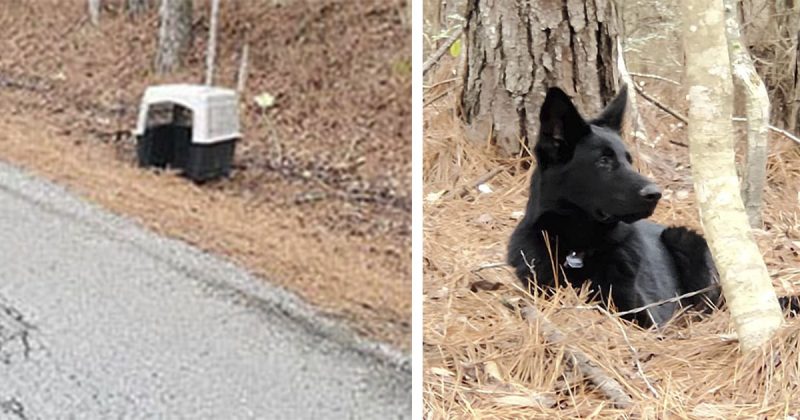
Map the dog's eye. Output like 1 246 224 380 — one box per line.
625 152 633 164
597 156 614 167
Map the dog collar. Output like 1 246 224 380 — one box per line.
564 251 585 269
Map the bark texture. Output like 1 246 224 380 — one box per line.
724 0 770 228
155 0 193 75
682 0 782 352
460 0 620 155
792 29 800 132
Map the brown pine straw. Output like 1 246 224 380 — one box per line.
423 82 800 418
521 305 635 408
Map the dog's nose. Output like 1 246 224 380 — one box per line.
639 184 662 202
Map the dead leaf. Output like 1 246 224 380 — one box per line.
484 361 503 382
430 367 454 377
473 213 494 225
425 190 446 203
470 280 502 293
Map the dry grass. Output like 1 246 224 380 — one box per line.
0 110 410 349
423 80 800 417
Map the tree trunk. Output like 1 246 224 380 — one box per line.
741 0 800 132
724 0 770 228
127 0 148 17
681 0 782 352
205 0 220 86
459 0 620 156
236 42 250 93
616 39 647 142
791 29 800 133
155 0 193 75
88 0 101 25
423 0 441 58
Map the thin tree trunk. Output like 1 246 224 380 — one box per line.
88 0 101 26
791 30 800 133
460 0 620 156
205 0 220 86
127 0 148 18
155 0 193 75
724 0 770 228
236 42 249 94
740 1 800 132
617 40 648 136
616 38 649 172
423 0 441 58
681 0 782 352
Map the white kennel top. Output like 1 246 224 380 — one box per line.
134 84 241 145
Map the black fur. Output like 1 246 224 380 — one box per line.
507 86 795 327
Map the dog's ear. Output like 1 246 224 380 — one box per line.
592 84 628 132
536 87 590 168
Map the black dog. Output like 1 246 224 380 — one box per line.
506 86 797 327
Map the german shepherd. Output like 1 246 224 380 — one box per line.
507 86 797 327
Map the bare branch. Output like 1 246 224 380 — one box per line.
442 166 505 200
629 72 681 86
423 26 463 76
633 83 688 124
521 306 634 408
613 285 719 319
733 117 800 146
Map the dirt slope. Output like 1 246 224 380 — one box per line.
0 0 410 348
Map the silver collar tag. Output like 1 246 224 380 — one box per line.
565 251 584 269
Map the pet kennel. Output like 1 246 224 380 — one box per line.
134 84 240 182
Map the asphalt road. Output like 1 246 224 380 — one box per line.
0 161 410 419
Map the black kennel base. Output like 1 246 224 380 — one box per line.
136 125 237 182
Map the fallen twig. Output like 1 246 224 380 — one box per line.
423 86 457 108
566 284 720 319
521 306 634 408
423 26 464 76
442 166 506 200
669 140 689 148
471 262 508 273
575 303 660 398
423 78 460 90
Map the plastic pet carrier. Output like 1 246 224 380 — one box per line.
134 84 240 182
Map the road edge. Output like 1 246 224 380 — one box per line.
0 159 411 377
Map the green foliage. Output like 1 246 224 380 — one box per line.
449 39 462 57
